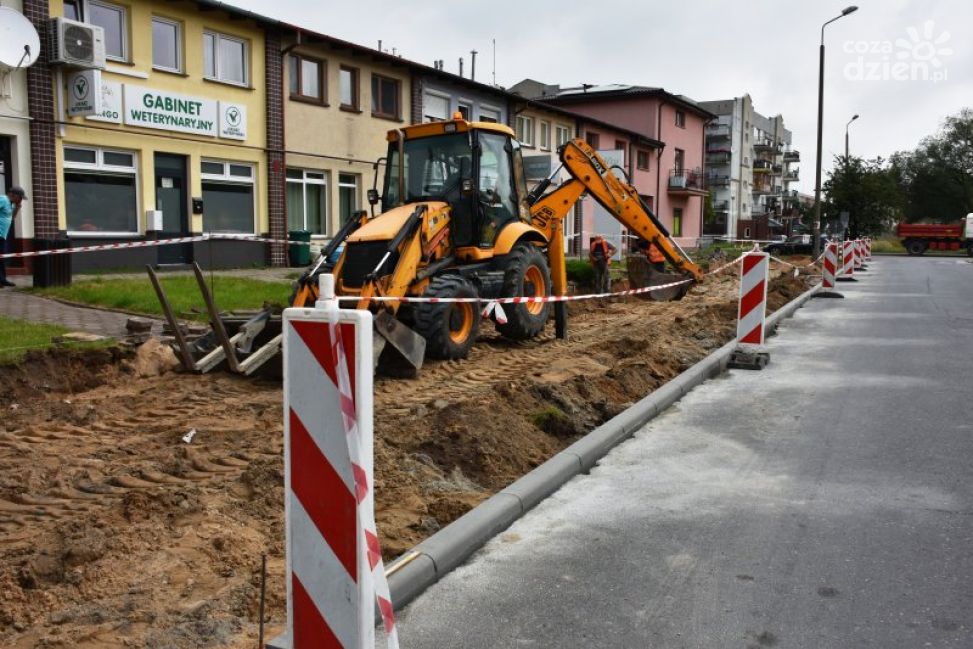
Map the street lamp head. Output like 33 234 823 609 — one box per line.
842 6 859 15
852 114 860 121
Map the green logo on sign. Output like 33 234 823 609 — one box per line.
225 106 241 128
73 76 89 101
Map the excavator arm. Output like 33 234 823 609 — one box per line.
528 138 705 286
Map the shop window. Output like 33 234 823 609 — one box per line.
64 145 138 235
89 1 127 61
371 74 400 119
204 31 249 86
286 169 328 235
555 124 571 147
516 116 534 147
672 207 683 237
637 149 650 171
338 174 360 227
539 121 550 150
340 66 359 111
423 93 449 123
288 54 325 103
152 16 182 73
201 160 255 233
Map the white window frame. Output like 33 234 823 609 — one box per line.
337 173 360 232
151 16 182 73
63 145 140 237
88 0 128 62
201 159 257 234
555 124 571 147
479 104 501 123
423 90 451 123
286 168 329 236
457 99 473 121
539 121 550 151
203 30 250 87
516 115 534 147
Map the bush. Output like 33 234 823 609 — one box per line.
870 237 905 253
565 259 596 288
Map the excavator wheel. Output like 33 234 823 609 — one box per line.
496 243 552 340
413 274 480 360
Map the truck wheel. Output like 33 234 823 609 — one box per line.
496 243 551 340
413 274 480 360
904 239 927 256
967 243 973 258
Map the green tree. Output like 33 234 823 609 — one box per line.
892 109 973 222
823 155 904 237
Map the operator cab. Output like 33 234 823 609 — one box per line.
379 115 530 249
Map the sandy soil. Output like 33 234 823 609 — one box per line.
0 265 812 648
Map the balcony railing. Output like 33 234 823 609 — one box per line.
753 140 782 153
784 170 799 181
705 173 730 188
706 124 731 139
712 200 730 212
783 150 800 162
668 167 708 193
706 152 731 165
772 164 783 174
753 159 772 172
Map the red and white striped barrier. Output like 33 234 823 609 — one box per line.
839 240 855 280
736 251 769 346
853 239 865 270
864 237 872 260
822 242 838 290
279 276 397 649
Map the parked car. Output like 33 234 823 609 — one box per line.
763 234 829 255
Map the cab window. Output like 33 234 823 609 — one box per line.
477 132 518 245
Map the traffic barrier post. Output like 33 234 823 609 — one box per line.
729 251 770 369
813 242 844 299
837 240 857 282
270 275 398 649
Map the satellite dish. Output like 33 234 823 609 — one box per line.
0 7 41 70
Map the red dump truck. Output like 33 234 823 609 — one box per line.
897 214 973 256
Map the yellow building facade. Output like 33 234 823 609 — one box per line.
282 32 412 247
50 0 271 268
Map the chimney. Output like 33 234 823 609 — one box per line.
470 50 477 81
459 57 464 78
378 39 382 51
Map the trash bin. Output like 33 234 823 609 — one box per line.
32 237 72 288
288 230 311 267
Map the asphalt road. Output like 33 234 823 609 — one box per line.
388 256 973 648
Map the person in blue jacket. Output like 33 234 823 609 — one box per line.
0 186 27 287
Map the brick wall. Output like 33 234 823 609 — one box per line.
410 73 423 124
265 28 286 266
23 0 60 239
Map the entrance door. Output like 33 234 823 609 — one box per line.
0 137 23 269
154 153 191 265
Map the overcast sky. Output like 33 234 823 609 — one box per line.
232 0 971 193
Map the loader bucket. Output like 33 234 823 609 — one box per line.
626 256 694 301
373 310 426 376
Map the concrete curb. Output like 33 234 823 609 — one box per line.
382 281 823 617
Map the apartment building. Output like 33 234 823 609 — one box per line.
699 95 801 241
22 0 280 271
516 82 715 249
1 0 35 276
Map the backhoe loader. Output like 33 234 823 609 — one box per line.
290 114 703 371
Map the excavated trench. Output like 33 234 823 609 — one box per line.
0 265 812 648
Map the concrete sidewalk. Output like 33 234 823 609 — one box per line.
0 288 145 337
389 256 973 648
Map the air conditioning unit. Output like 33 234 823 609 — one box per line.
48 17 106 69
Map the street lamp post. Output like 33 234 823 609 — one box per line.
845 114 860 159
812 6 859 257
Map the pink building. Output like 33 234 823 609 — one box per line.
512 82 715 248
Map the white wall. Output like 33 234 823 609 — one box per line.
0 1 35 237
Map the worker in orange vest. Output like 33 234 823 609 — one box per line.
589 235 617 293
636 238 666 272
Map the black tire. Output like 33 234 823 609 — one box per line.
413 274 480 360
496 243 552 340
905 239 927 256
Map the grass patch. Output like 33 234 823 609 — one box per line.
566 259 596 287
0 316 115 364
29 276 292 321
531 405 577 437
870 237 905 254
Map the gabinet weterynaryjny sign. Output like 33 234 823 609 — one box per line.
123 85 218 136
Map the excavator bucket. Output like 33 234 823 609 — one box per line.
626 256 694 301
373 310 426 375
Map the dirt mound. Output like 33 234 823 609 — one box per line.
0 266 812 647
125 338 181 377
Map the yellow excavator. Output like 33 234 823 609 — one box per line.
291 114 703 371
